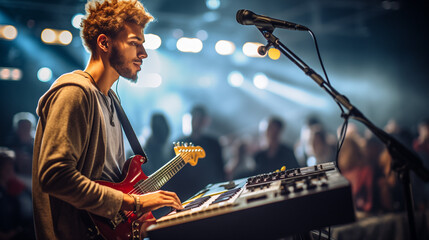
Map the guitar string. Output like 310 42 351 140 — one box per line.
126 150 198 195
129 155 183 194
137 149 194 192
136 153 186 193
121 154 184 217
122 151 198 217
132 154 184 193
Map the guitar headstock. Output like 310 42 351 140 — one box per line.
173 142 206 166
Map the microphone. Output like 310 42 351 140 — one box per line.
236 9 308 31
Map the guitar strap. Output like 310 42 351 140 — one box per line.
109 90 148 163
81 90 149 239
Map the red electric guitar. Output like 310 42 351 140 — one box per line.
89 143 205 240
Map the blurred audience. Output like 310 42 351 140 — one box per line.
249 116 299 176
140 113 171 176
0 147 34 240
163 105 225 200
5 112 36 188
362 130 386 213
413 118 429 157
338 124 376 216
295 115 336 167
337 120 427 218
224 137 256 180
412 118 429 210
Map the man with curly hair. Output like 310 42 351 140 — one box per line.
32 0 182 239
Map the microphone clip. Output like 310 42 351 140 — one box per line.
258 42 273 56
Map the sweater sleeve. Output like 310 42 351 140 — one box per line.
35 85 123 219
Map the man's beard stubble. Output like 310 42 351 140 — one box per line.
109 45 138 83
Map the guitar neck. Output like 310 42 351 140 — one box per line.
134 155 186 193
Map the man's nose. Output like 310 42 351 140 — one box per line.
138 45 148 59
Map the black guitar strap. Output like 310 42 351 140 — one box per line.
109 90 148 163
82 90 150 239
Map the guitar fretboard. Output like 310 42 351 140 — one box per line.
133 154 186 193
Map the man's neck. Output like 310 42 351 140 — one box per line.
84 57 119 95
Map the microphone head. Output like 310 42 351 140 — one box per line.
236 9 255 25
257 45 267 56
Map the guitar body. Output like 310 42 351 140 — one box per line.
88 144 205 240
90 155 156 240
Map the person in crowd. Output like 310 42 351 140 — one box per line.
294 115 336 167
361 130 386 214
413 118 429 160
5 112 36 187
164 105 225 200
412 118 429 209
308 126 337 165
224 137 256 180
0 147 34 240
376 120 415 213
140 113 171 176
32 1 182 239
250 116 299 176
337 127 375 217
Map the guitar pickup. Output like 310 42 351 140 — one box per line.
109 210 127 229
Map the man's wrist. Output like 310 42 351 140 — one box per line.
127 194 141 212
135 195 141 212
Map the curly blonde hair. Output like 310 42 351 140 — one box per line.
81 0 153 55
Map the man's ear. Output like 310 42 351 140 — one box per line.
97 34 109 52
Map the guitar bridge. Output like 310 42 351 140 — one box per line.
109 210 127 229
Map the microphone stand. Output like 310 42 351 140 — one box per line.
256 26 429 240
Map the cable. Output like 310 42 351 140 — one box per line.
307 29 345 114
335 113 350 172
328 226 331 239
308 30 330 86
306 28 350 169
115 78 121 102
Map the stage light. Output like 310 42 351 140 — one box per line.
41 28 73 45
139 73 162 88
268 48 281 60
228 71 244 87
196 30 208 41
11 68 22 80
58 30 72 45
0 67 22 81
72 13 84 29
0 68 10 80
264 78 329 108
37 67 53 82
242 42 266 58
253 73 269 89
172 29 184 39
202 12 219 22
182 113 192 136
215 40 235 55
144 34 162 50
197 75 215 88
232 52 249 65
176 37 203 53
307 156 316 167
0 25 18 40
41 28 56 43
206 0 220 10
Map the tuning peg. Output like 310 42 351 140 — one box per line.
189 142 194 146
184 142 188 147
